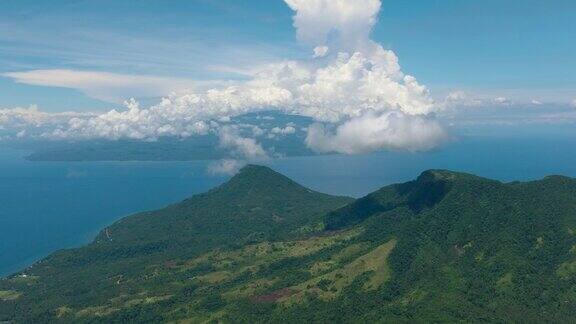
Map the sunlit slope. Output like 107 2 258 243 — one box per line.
324 170 576 322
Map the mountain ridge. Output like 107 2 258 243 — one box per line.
3 167 576 323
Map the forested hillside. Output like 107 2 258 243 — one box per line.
2 167 576 323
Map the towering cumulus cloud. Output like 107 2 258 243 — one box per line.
283 0 445 153
4 0 446 159
285 0 381 51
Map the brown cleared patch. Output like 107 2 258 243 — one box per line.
251 288 296 303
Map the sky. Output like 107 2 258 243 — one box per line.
0 0 575 174
1 0 575 110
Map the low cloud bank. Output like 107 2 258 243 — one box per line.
306 111 447 154
207 159 246 176
2 0 468 165
3 70 196 104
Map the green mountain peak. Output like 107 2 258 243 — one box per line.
416 169 492 183
216 164 305 194
90 164 352 249
239 163 274 173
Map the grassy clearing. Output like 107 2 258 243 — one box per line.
198 230 360 268
308 243 370 276
399 289 428 306
557 260 576 279
167 228 362 281
223 278 278 299
282 239 397 303
8 275 39 284
56 306 73 318
496 273 513 289
197 271 232 284
309 261 337 275
332 242 370 262
0 289 22 301
57 229 362 320
76 305 121 318
75 294 172 318
362 240 398 290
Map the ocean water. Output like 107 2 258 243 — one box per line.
2 130 576 277
0 149 230 277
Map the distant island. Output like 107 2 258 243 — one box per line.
0 112 319 162
12 135 315 162
2 166 576 322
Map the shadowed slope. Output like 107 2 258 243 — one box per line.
324 170 481 230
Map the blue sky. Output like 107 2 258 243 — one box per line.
1 0 575 111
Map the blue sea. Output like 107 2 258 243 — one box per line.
2 128 576 277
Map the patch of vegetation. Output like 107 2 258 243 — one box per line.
283 239 396 303
0 290 21 301
558 261 576 279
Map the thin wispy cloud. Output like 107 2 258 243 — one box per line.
0 12 293 81
3 70 197 103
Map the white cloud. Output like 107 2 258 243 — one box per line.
217 126 269 162
2 0 449 157
440 97 576 126
0 105 95 136
443 91 483 108
284 0 381 52
207 159 245 176
494 97 511 105
249 125 266 137
3 69 197 103
306 111 447 154
313 46 330 58
271 125 297 135
442 91 528 109
38 46 435 144
531 99 543 105
572 99 576 108
49 98 214 140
